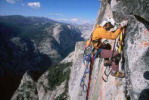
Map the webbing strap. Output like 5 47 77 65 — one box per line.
118 31 123 53
116 72 119 77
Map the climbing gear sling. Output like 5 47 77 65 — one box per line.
117 28 126 71
80 47 92 92
80 63 90 92
117 28 125 53
80 45 103 99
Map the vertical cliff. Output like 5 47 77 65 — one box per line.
69 0 149 100
68 42 126 100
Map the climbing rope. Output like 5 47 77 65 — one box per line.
86 48 103 100
86 56 94 100
81 47 103 93
80 45 103 100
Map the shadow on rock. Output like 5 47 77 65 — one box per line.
139 89 149 100
143 71 149 80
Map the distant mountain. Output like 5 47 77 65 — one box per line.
0 15 83 74
0 15 83 100
50 18 94 40
74 23 94 40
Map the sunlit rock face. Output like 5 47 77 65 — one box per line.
109 0 149 99
69 0 149 100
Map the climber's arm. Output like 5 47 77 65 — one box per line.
99 28 122 40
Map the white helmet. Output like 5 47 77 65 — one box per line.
100 18 115 26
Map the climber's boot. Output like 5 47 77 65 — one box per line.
111 71 125 78
104 60 111 66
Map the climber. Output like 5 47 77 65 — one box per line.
86 18 128 78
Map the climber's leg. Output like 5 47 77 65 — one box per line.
100 49 119 66
100 49 119 58
100 49 124 78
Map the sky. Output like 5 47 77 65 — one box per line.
0 0 100 23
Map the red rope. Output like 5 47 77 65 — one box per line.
86 56 94 100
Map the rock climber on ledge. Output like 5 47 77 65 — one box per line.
86 18 128 78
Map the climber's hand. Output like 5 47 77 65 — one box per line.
85 40 91 48
120 20 128 28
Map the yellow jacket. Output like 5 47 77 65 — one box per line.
90 25 122 49
92 25 122 40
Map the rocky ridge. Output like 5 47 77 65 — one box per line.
0 15 83 100
69 0 149 100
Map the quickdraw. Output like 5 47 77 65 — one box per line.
102 66 112 82
80 47 92 92
80 64 90 92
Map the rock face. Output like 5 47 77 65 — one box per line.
68 41 126 100
75 23 94 40
11 72 38 100
68 0 149 100
12 62 72 100
109 0 149 99
69 42 87 100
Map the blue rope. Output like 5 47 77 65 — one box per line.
80 66 89 91
83 54 91 65
93 48 103 60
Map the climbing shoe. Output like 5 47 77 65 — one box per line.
104 60 111 66
111 71 125 78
